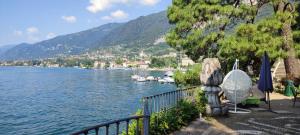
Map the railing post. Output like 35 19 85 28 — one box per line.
143 98 150 135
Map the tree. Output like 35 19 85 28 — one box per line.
219 1 300 79
174 63 202 86
166 0 256 61
149 57 177 68
166 0 300 80
276 1 300 80
115 57 124 65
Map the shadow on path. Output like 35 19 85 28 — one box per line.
172 93 300 135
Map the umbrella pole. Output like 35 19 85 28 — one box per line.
268 92 271 110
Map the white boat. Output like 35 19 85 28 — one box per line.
158 79 167 83
161 71 175 83
137 77 146 82
164 71 174 77
163 77 175 83
131 75 140 80
146 76 155 81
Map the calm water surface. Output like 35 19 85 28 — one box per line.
0 67 176 135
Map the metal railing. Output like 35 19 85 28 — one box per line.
71 98 150 135
71 115 149 135
143 87 197 115
71 87 197 135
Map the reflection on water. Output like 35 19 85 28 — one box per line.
0 67 175 135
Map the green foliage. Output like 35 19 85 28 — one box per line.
293 4 300 57
218 15 285 72
144 44 176 56
166 0 257 61
149 57 177 68
104 61 110 69
194 88 207 115
149 100 199 135
218 2 300 73
174 64 201 86
115 57 124 65
122 110 143 135
123 94 208 135
79 59 94 68
166 0 300 75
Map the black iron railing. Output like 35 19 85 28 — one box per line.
71 115 149 135
71 87 197 135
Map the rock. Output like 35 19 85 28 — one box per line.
200 58 223 86
206 105 212 116
204 86 221 108
250 84 265 99
212 108 221 116
221 106 229 115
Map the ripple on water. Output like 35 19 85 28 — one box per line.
0 67 176 135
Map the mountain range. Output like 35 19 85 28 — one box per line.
0 11 171 60
0 4 274 61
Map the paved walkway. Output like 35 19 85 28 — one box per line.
172 93 300 135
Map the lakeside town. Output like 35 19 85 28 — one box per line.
0 50 195 70
1 0 300 135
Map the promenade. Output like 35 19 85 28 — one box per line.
172 93 300 135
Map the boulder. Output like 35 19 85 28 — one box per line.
250 84 265 99
200 58 223 86
204 86 222 108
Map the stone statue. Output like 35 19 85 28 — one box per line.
200 58 228 116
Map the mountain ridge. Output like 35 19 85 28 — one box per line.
1 11 170 60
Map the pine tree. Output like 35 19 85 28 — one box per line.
166 0 257 61
166 0 300 80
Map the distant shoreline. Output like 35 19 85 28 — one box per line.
0 65 176 71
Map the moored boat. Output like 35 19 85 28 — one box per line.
146 76 155 81
163 77 175 83
131 75 139 80
162 71 175 83
137 77 146 82
158 78 167 83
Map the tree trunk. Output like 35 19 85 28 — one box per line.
278 2 300 80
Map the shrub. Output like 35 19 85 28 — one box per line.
174 64 202 87
149 100 199 135
121 110 143 135
194 88 207 115
149 57 177 68
123 99 204 135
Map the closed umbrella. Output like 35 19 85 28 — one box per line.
258 52 273 110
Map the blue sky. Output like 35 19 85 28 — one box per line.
0 0 172 46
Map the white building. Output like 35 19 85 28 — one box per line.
181 56 194 67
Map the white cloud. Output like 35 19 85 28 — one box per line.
101 10 128 20
86 0 129 13
25 27 40 43
12 27 41 43
61 16 77 23
111 10 128 18
26 27 39 34
140 0 160 5
13 30 23 36
46 32 56 39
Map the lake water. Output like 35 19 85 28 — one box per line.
0 67 176 135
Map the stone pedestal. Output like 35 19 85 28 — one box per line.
200 58 228 116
